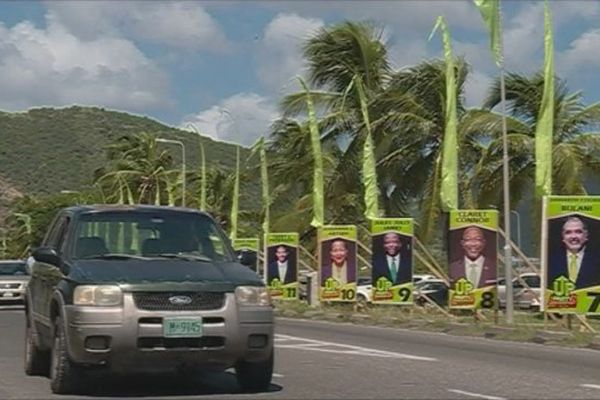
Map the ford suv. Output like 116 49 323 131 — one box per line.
25 205 273 394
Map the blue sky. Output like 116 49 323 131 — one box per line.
0 0 598 145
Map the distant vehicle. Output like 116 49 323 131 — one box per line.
0 260 29 304
25 205 273 394
413 274 437 284
497 272 541 310
356 276 372 305
414 279 449 307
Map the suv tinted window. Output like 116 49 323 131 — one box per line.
45 215 70 253
72 211 233 262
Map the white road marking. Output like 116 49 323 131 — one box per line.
272 373 284 378
275 333 436 361
447 389 506 400
581 384 600 390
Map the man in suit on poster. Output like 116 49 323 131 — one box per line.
449 226 496 288
548 216 600 290
267 245 296 285
372 232 412 285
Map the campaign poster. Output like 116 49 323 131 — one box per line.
266 233 299 300
370 218 414 305
542 196 600 315
448 210 498 310
319 225 357 302
232 238 260 273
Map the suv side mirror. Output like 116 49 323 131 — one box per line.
33 247 61 267
238 250 257 267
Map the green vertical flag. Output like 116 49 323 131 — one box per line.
230 145 240 240
535 0 554 198
199 141 207 211
429 16 458 212
259 138 270 235
298 77 325 228
473 0 502 67
355 75 379 219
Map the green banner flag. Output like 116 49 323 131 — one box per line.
250 137 271 235
473 0 502 67
355 75 379 220
535 1 554 198
299 77 325 228
259 138 270 235
199 141 206 211
230 145 240 240
429 17 458 212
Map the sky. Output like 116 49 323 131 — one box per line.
0 0 599 146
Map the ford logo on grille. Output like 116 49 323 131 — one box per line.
168 295 192 305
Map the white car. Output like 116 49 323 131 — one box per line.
0 260 29 304
413 274 437 284
356 277 372 305
497 272 541 310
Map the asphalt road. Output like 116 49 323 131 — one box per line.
1 305 600 399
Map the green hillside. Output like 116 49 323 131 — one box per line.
0 106 249 196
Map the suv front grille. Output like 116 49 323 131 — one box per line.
0 283 21 289
137 336 225 350
133 292 226 311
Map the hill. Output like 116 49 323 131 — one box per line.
0 106 251 198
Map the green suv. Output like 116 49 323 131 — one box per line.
25 205 274 394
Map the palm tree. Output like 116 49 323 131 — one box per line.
94 132 173 204
272 22 391 233
469 73 600 207
273 21 482 244
373 59 486 241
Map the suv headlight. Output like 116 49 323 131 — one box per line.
74 285 122 306
235 286 271 306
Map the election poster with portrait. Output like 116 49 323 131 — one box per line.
448 210 498 310
232 238 260 273
319 225 357 302
370 218 414 305
542 196 600 315
266 233 299 300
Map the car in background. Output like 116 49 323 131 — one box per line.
413 274 437 284
414 279 449 307
497 272 541 310
356 276 372 305
0 260 29 304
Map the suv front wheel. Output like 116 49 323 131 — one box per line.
50 317 83 394
235 350 274 393
24 317 49 376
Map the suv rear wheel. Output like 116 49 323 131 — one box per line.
24 318 50 376
235 350 273 393
50 317 83 394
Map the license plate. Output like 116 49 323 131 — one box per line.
163 318 203 337
2 293 13 298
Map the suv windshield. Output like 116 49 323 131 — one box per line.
72 211 234 262
0 262 27 276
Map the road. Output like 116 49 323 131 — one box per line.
1 306 600 399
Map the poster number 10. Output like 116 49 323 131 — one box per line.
341 288 355 300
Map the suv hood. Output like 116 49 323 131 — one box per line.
68 259 263 289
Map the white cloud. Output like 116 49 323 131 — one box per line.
0 17 170 111
560 29 600 72
259 1 480 34
256 13 324 93
388 40 428 70
180 93 278 146
464 69 492 108
46 1 229 51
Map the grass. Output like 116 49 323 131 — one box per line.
273 300 600 350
